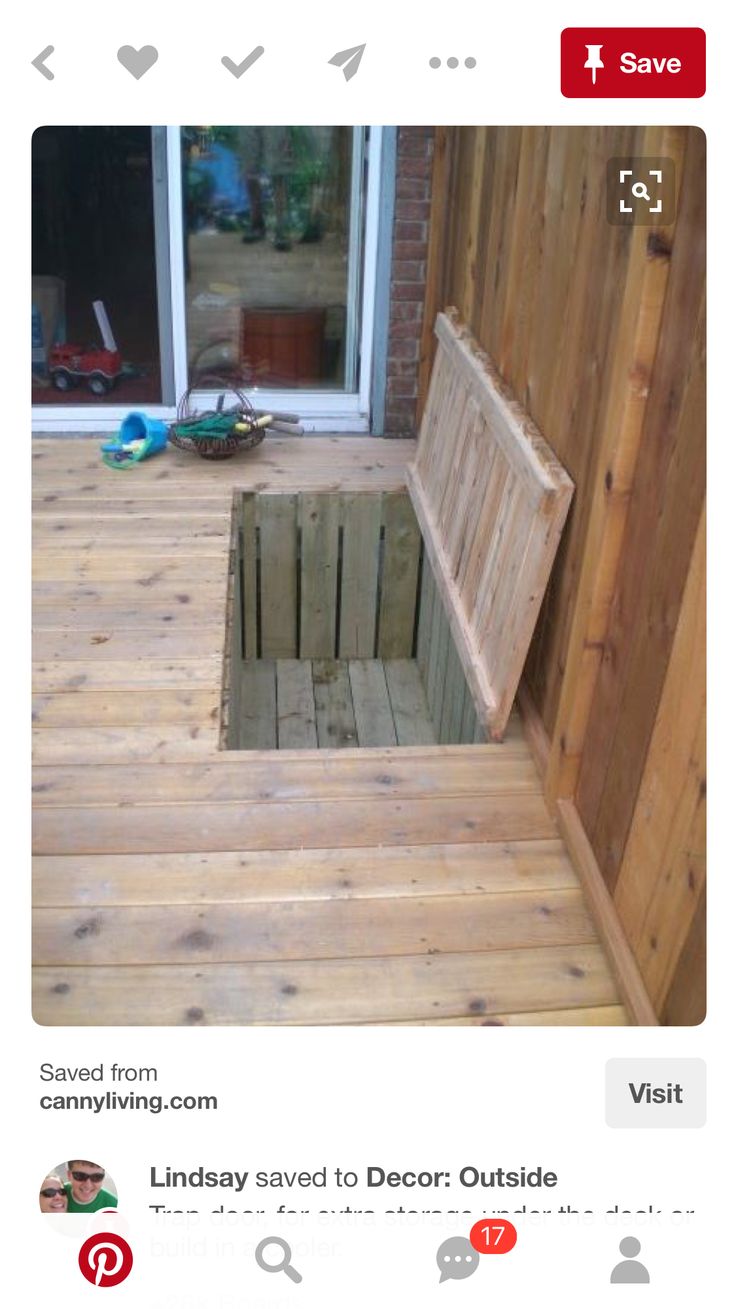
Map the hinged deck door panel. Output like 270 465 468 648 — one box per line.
407 310 574 740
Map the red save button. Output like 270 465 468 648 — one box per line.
561 28 705 97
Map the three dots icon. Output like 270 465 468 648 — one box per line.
429 56 477 69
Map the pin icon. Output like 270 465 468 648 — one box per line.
583 43 604 84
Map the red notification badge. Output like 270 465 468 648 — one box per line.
469 1218 518 1255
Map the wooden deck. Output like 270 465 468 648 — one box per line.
32 437 627 1026
231 660 437 750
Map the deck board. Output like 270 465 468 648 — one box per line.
348 660 398 747
32 751 541 806
313 659 358 749
31 436 626 1026
32 840 580 907
34 888 597 966
228 657 435 750
276 660 318 749
33 945 619 1026
384 661 437 746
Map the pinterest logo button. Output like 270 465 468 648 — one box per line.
78 1232 134 1288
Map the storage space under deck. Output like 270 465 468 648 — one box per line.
226 490 486 750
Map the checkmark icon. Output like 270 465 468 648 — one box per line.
222 46 265 77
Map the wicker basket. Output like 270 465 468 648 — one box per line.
168 378 266 461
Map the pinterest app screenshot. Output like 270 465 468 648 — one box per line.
2 0 729 1303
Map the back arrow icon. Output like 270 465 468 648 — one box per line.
328 44 366 82
32 46 55 80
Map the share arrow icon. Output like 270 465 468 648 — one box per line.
328 43 366 82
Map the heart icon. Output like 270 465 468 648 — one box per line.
117 45 159 79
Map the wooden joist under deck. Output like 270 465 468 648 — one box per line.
32 437 627 1026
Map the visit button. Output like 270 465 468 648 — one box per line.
606 1059 706 1128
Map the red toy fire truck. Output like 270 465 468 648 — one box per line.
49 301 123 396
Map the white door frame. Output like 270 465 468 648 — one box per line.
32 127 384 434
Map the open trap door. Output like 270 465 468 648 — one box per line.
225 313 574 752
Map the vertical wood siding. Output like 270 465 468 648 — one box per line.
422 126 706 1023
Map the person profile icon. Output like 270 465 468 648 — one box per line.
610 1236 650 1283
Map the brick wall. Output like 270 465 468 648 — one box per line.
384 127 435 436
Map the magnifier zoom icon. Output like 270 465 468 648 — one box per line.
255 1236 303 1283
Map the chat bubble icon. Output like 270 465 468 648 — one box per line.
436 1236 480 1282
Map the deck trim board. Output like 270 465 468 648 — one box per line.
31 436 624 1026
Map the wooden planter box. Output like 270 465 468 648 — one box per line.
240 308 326 386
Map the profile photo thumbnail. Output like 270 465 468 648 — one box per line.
39 1159 118 1214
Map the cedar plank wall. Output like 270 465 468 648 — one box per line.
420 127 706 1024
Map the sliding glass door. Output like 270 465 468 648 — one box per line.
31 126 169 408
181 127 364 391
32 127 382 432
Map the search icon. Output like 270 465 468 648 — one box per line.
255 1236 303 1284
631 182 651 201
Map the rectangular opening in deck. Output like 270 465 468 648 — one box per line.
224 490 487 750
